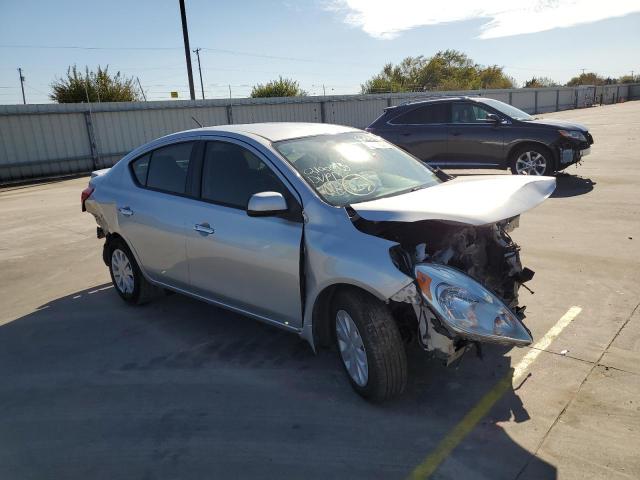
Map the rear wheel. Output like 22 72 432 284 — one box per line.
332 289 407 401
107 237 159 305
510 145 554 175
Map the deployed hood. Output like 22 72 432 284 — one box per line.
525 118 588 132
351 175 555 225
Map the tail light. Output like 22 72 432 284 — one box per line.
81 186 95 212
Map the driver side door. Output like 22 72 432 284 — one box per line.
185 139 304 327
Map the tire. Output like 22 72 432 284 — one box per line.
509 145 554 176
331 289 407 401
107 237 159 305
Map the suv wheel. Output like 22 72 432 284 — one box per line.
510 145 554 176
107 237 158 305
332 289 407 401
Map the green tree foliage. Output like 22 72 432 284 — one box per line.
566 72 606 87
250 76 307 98
618 75 638 84
524 76 559 88
50 65 141 103
361 50 514 94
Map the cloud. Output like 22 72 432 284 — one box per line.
328 0 640 39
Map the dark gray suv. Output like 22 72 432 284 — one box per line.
366 96 594 175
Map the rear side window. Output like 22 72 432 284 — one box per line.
201 141 286 209
131 153 150 185
145 142 194 194
391 103 449 125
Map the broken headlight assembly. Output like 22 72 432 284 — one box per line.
558 129 587 142
415 263 532 346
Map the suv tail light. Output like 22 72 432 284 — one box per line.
81 186 95 212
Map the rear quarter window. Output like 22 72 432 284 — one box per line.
130 153 150 185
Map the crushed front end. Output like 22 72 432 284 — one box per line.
356 214 534 365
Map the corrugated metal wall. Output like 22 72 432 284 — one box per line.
1 83 639 183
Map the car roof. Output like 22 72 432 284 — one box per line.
191 122 359 142
395 95 485 109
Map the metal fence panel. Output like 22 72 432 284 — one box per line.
232 103 321 124
324 98 388 128
1 83 639 183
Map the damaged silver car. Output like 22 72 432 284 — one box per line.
82 123 555 401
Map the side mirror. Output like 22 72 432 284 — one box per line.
486 113 503 124
247 191 288 217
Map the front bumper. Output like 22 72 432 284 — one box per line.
558 133 593 167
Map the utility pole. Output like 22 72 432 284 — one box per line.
193 48 205 99
17 67 26 104
136 77 147 101
581 68 586 75
179 0 196 100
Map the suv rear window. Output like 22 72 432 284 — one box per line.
391 103 449 125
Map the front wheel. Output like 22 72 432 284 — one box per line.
332 289 407 402
510 145 554 176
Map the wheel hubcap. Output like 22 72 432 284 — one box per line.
111 249 134 294
335 310 369 387
515 151 547 175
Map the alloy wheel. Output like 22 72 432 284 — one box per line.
336 309 369 387
111 248 135 294
515 151 547 175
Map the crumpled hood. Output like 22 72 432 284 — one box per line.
351 175 556 225
526 118 589 132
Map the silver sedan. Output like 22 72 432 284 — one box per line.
83 123 555 401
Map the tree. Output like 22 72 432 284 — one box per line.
618 75 638 84
566 72 605 87
250 77 307 98
360 50 514 94
50 65 141 103
524 76 559 88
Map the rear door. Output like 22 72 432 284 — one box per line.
185 139 304 327
446 102 505 166
117 141 197 290
385 103 450 163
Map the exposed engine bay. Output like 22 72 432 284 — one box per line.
350 211 534 364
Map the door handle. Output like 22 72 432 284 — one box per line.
194 223 215 235
401 133 412 137
118 206 134 216
451 131 462 136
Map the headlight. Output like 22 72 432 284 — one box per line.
415 264 532 346
558 130 587 142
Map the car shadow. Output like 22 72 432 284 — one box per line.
550 173 596 198
0 285 556 479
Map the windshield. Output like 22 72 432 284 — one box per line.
479 98 533 121
274 132 440 206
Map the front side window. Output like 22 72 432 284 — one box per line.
452 103 493 123
478 99 533 121
391 103 449 125
274 132 440 207
145 142 194 194
201 141 287 209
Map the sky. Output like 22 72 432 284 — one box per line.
0 0 638 104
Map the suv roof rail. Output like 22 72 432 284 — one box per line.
388 94 483 109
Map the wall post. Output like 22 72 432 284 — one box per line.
83 111 100 170
555 89 560 111
226 104 234 124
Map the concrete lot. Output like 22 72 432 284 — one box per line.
1 102 639 479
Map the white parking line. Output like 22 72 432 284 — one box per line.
408 305 583 479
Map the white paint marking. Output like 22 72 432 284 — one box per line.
513 306 582 382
